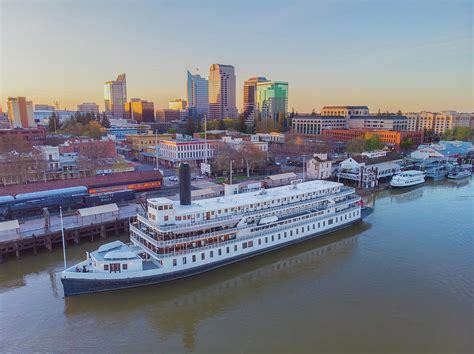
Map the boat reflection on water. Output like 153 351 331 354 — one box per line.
64 223 370 350
389 185 424 203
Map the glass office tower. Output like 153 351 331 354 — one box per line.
256 81 288 122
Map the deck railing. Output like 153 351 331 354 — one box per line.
130 204 361 259
138 186 356 232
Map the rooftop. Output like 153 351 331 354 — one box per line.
350 115 407 120
149 179 342 215
322 106 369 110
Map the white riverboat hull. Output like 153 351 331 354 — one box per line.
61 208 372 297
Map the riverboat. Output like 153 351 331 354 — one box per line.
390 170 425 188
61 164 372 296
447 168 472 179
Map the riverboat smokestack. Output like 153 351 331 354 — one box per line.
179 163 192 205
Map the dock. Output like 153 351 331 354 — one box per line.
0 203 141 262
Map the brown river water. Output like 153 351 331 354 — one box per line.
1 179 473 353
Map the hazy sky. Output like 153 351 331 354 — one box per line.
1 0 472 113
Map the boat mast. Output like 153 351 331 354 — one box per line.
60 206 67 270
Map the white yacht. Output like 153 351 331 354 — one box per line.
61 164 372 296
447 168 472 179
390 170 425 188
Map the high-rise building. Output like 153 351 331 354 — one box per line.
7 97 35 128
124 98 155 123
244 77 268 113
186 70 208 118
34 104 55 111
77 102 100 114
169 99 187 110
104 73 127 118
243 77 268 126
208 64 238 120
256 81 288 123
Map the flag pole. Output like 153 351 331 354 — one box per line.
60 206 67 270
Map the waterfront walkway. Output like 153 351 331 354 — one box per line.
0 203 141 242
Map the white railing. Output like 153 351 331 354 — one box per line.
132 195 360 247
132 205 361 259
139 186 356 233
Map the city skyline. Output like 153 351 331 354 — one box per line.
1 0 472 113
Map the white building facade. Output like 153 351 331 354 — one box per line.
291 116 346 135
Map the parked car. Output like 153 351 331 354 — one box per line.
168 176 178 182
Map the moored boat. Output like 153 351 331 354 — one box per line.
61 164 372 297
447 169 472 179
390 170 425 188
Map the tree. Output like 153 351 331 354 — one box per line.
185 117 195 136
236 114 247 133
87 121 103 139
100 114 111 128
240 143 266 176
167 127 177 134
48 112 61 133
397 110 402 116
217 119 226 130
196 118 203 133
311 108 317 116
400 137 413 152
277 112 285 132
364 135 384 151
346 137 365 153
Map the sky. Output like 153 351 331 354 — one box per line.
1 0 472 113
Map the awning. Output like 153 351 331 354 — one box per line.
0 220 20 232
78 203 119 217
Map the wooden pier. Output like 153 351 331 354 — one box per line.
0 216 136 263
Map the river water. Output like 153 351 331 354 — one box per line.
1 179 473 353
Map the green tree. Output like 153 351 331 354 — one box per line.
397 110 402 116
236 113 247 133
48 112 61 133
452 127 472 141
196 118 203 133
217 119 226 130
400 137 413 151
167 127 177 134
100 114 111 128
185 117 195 136
346 138 365 153
364 135 384 151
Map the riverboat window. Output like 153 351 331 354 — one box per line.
210 251 214 258
173 259 177 266
183 257 187 264
313 224 315 230
323 221 326 226
201 253 205 260
284 232 287 237
249 241 253 247
296 229 299 235
234 245 238 251
307 226 310 231
104 264 109 271
258 239 261 245
226 247 230 254
192 255 196 262
123 264 128 270
278 234 281 240
243 242 247 249
158 206 163 210
271 235 274 241
265 237 268 243
290 230 293 236
164 215 169 221
328 219 333 225
318 222 320 228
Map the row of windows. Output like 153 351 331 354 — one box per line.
170 210 360 266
